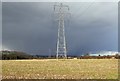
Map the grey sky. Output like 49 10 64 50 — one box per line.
2 0 119 2
2 2 118 56
0 1 2 51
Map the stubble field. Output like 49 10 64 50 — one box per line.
2 59 118 79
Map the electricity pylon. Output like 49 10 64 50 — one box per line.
54 3 69 59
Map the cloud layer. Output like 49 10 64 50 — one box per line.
2 2 118 55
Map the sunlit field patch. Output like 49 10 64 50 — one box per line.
2 59 118 79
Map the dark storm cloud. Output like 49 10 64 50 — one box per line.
3 2 57 55
0 1 2 50
2 2 118 55
65 2 118 55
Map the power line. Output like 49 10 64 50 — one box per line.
79 0 96 17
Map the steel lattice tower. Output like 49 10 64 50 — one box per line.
54 3 69 59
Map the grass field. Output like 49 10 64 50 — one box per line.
2 59 118 79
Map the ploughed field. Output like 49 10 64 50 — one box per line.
2 59 118 79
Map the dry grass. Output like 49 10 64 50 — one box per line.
2 59 118 79
0 60 2 80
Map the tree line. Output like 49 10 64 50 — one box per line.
1 50 33 60
1 50 120 60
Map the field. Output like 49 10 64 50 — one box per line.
2 59 118 79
